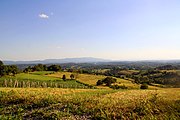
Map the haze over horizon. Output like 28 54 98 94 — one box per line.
1 0 180 61
2 57 180 62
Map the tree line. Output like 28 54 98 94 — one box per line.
0 60 62 77
23 64 61 72
0 60 18 77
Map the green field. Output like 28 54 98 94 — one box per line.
0 72 57 81
0 72 94 89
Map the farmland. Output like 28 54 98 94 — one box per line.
0 60 180 119
0 70 179 119
47 71 143 89
0 72 94 89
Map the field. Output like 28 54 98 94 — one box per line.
47 71 106 85
0 72 94 89
47 72 147 89
0 88 179 119
0 71 179 119
0 71 160 89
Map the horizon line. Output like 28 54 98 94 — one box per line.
1 57 180 62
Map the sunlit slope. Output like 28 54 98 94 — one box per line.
47 71 159 89
0 88 179 119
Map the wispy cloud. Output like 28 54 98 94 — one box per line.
81 48 85 51
39 13 49 19
56 46 62 49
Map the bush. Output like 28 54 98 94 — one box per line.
102 77 117 86
96 77 117 86
62 75 66 81
140 83 148 89
96 80 103 86
110 84 128 89
70 74 75 80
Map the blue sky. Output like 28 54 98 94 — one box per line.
1 0 180 61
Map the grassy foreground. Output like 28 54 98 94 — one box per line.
0 88 179 120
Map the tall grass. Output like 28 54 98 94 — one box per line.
0 88 179 119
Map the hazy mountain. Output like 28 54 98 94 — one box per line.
3 57 111 65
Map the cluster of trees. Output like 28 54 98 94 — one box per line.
131 70 180 87
103 67 126 77
62 74 75 81
67 68 96 75
97 66 180 87
23 64 61 72
155 65 178 70
96 76 129 89
96 77 117 86
0 60 18 77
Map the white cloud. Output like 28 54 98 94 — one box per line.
56 46 61 49
39 13 49 19
81 48 85 51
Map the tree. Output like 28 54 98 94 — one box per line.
0 60 3 66
96 77 117 86
47 65 61 72
0 64 18 77
62 75 66 81
70 74 74 80
33 64 46 71
102 77 117 86
8 65 18 76
140 83 148 89
0 60 4 76
96 80 103 86
23 66 33 73
0 65 7 77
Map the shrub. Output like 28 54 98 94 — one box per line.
102 77 117 86
70 74 75 80
62 75 66 81
96 77 117 86
110 84 128 89
96 80 103 86
140 83 148 89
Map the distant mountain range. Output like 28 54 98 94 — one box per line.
3 57 111 65
2 57 180 65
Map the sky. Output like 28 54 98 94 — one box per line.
1 0 180 61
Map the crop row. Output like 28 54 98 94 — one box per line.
0 79 93 89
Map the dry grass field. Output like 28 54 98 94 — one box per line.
0 71 178 119
0 88 179 119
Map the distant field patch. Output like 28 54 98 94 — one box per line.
29 71 54 75
48 72 148 89
47 72 106 86
16 73 58 81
